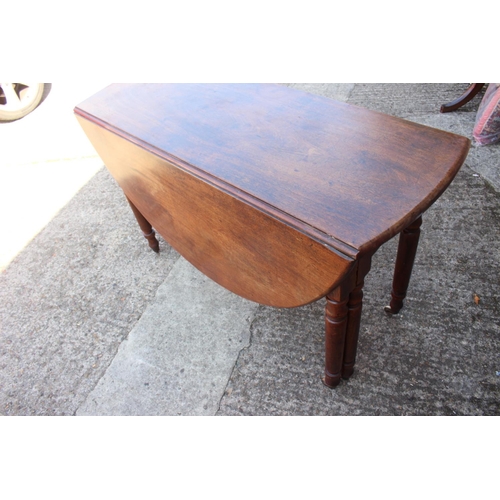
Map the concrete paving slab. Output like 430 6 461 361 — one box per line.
463 141 500 193
0 168 179 415
0 157 102 271
347 83 486 117
281 83 354 102
77 258 259 416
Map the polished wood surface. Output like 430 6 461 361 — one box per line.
74 84 471 388
76 84 469 255
76 116 353 308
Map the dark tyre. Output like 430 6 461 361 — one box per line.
0 83 47 121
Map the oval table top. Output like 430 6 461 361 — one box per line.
75 84 470 307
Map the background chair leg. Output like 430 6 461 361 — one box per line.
440 83 485 113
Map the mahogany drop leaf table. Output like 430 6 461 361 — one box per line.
75 84 470 388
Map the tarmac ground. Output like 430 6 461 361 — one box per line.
1 83 499 416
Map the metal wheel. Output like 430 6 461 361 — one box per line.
0 83 47 121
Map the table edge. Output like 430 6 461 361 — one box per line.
74 107 359 261
358 135 471 254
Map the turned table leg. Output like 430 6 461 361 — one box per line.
126 196 160 253
323 270 356 388
384 216 422 315
342 254 372 380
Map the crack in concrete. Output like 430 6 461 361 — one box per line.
215 305 261 414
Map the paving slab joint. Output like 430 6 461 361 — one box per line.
216 305 261 413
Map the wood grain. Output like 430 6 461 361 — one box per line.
76 115 354 307
75 84 470 255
